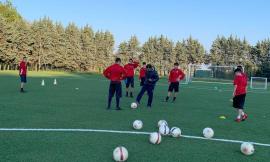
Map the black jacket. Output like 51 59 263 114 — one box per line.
144 68 159 86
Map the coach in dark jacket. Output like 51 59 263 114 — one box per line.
136 64 159 108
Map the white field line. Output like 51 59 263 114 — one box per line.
55 76 232 85
2 73 268 92
192 80 232 85
158 83 269 94
51 77 269 94
0 128 270 147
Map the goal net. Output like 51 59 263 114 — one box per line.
180 73 189 84
187 64 237 83
250 77 268 90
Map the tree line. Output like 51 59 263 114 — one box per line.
0 1 269 78
0 1 114 72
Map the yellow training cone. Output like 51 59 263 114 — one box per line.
219 116 226 119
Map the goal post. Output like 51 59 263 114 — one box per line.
179 74 189 84
187 64 240 83
250 77 268 90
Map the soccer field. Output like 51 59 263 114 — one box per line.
0 71 269 162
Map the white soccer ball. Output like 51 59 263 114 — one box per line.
131 102 137 109
241 142 255 156
133 120 143 130
159 124 170 136
157 120 168 128
203 127 214 138
113 146 128 162
170 127 181 137
149 132 162 144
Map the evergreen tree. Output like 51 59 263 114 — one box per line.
210 36 225 65
94 31 114 72
0 0 22 22
184 36 205 64
118 35 140 64
1 0 269 77
159 35 174 75
31 17 55 70
0 16 10 69
127 35 140 59
65 22 82 71
80 25 95 71
174 41 188 66
103 31 115 66
141 37 163 74
254 39 270 78
53 22 67 70
117 41 129 63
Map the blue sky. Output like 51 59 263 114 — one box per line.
6 0 270 51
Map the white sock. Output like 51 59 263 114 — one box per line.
237 115 241 119
241 112 245 116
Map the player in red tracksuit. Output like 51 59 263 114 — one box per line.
103 58 127 110
165 63 185 102
19 57 27 93
233 66 248 122
124 59 139 98
139 62 147 86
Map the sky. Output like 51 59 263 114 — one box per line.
5 0 270 51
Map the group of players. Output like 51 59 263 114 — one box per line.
103 58 185 110
18 57 248 122
103 58 248 122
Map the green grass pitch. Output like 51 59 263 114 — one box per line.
0 71 270 162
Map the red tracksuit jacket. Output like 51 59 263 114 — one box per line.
233 73 247 96
19 61 27 76
169 68 185 83
139 67 146 79
103 64 126 82
124 61 139 77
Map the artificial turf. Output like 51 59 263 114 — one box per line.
0 71 269 162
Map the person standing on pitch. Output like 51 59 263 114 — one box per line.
19 57 27 93
124 58 139 98
233 66 248 122
136 64 159 108
103 58 127 110
139 62 147 86
165 63 185 102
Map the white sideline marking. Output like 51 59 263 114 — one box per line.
0 128 150 135
0 128 270 147
192 80 232 85
181 135 270 147
55 77 270 94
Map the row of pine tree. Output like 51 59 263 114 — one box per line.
0 1 269 77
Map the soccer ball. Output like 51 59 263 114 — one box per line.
170 127 181 137
241 142 255 156
133 120 143 130
149 132 162 144
113 146 128 162
203 127 214 138
131 102 137 109
159 124 170 136
157 120 168 128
